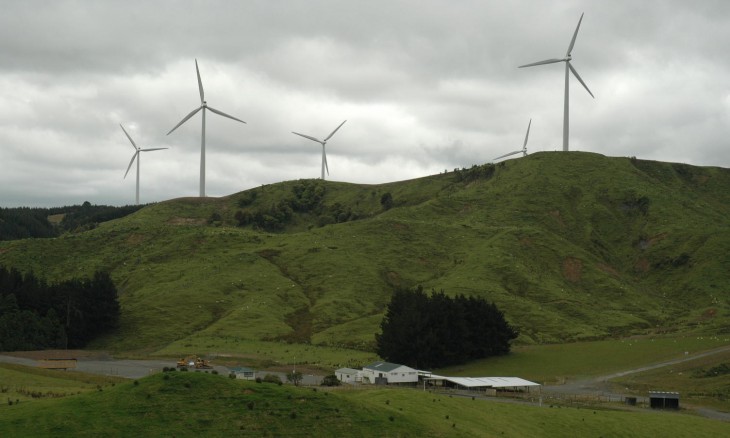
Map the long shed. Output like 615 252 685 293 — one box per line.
424 375 540 393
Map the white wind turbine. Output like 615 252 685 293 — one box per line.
167 59 246 197
519 13 594 152
120 124 168 205
292 120 347 180
493 119 531 162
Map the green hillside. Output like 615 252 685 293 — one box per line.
1 370 728 437
1 152 729 366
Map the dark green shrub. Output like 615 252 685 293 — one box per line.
321 374 341 386
263 374 282 385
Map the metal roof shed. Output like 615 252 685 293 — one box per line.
649 391 680 409
424 375 540 393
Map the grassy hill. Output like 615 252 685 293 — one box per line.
1 370 728 437
1 152 729 367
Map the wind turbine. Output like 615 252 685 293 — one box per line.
292 120 347 180
493 119 531 162
120 124 168 205
167 59 246 197
518 12 594 152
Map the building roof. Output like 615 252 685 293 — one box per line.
363 361 412 372
229 366 256 373
335 368 360 374
649 391 680 399
426 375 540 388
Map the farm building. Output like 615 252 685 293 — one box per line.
229 366 257 380
649 391 680 409
361 361 419 384
423 375 541 395
335 367 361 384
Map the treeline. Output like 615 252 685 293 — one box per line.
0 266 120 351
376 286 518 369
233 180 362 232
0 201 144 241
452 163 497 183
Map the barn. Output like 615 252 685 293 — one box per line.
361 361 419 384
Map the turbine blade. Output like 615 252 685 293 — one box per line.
124 152 138 178
206 105 247 124
292 131 324 144
566 13 585 57
167 106 202 135
493 150 522 160
324 120 347 142
518 58 564 68
195 59 204 104
568 62 594 98
523 119 531 149
140 147 169 152
119 124 137 149
324 150 329 175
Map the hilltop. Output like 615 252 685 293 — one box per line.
0 152 728 366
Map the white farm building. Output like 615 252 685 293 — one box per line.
361 361 418 384
335 367 361 384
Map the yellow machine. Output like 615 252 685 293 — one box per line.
176 355 212 369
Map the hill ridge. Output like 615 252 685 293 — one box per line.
1 152 728 362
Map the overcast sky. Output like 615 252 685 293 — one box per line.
1 0 728 207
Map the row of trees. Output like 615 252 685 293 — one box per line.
0 267 120 351
376 286 517 369
0 202 143 241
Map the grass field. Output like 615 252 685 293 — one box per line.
1 369 728 437
437 335 730 383
0 363 125 403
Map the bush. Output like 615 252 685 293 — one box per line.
263 374 283 385
321 374 341 386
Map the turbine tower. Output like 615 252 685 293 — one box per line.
519 13 594 152
292 120 347 180
120 124 168 205
167 59 246 197
493 119 531 162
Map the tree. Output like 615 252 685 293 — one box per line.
376 286 518 369
286 371 303 386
